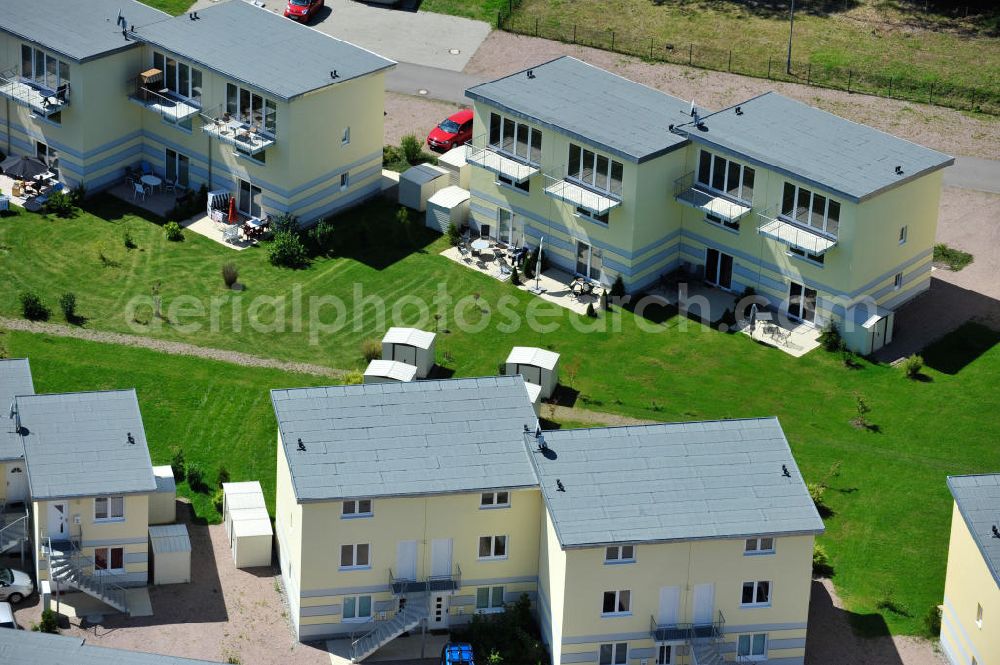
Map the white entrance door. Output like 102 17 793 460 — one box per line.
47 502 69 540
396 540 418 580
5 465 28 503
432 594 450 628
657 586 681 626
692 583 714 626
430 538 452 577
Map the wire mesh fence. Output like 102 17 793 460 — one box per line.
496 10 999 116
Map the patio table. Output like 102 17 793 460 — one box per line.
141 174 162 193
471 239 490 252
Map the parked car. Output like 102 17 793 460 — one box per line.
0 568 33 604
427 109 473 152
284 0 324 22
440 642 475 665
0 602 17 629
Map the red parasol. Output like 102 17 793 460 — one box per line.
227 196 237 224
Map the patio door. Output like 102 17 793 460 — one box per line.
238 179 261 218
705 248 733 290
788 282 817 324
657 586 680 626
396 540 418 581
692 583 714 626
430 538 452 577
36 141 58 181
576 241 603 281
165 149 189 188
497 209 523 245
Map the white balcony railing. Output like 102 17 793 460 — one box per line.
466 135 539 183
757 206 838 255
673 171 751 224
128 73 200 123
0 67 69 117
199 104 276 155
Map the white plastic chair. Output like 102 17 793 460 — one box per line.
223 224 240 244
132 182 146 201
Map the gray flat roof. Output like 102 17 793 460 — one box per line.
0 628 224 664
0 0 169 62
15 390 156 501
527 418 824 548
0 359 34 462
466 56 691 163
136 0 394 101
271 376 539 502
948 474 1000 587
673 92 953 202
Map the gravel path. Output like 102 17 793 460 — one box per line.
0 317 345 379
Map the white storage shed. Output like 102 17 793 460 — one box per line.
364 360 418 384
222 481 273 569
148 524 191 585
438 146 470 189
398 164 450 212
425 186 470 233
149 465 176 526
505 347 560 399
381 327 436 378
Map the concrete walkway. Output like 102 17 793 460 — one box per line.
942 156 1000 194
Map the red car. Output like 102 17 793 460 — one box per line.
427 109 473 152
284 0 324 22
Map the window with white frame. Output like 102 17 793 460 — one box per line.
598 642 628 665
899 225 908 245
343 594 372 621
340 543 371 569
489 113 542 164
737 633 767 660
656 645 673 665
151 51 202 102
741 581 771 607
497 173 530 193
604 545 635 563
697 150 755 203
568 144 623 198
342 127 351 145
94 546 124 572
788 245 825 265
226 83 277 135
781 183 840 237
576 207 609 224
894 272 903 289
342 499 372 517
21 44 70 92
744 537 775 554
476 585 505 611
976 603 983 628
601 590 631 615
341 172 350 191
480 492 510 508
478 535 507 559
94 496 125 521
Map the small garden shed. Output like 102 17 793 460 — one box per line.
364 360 417 384
425 186 470 234
222 481 273 569
505 347 560 399
437 146 470 189
399 164 449 212
149 465 176 525
382 327 436 378
148 524 191 585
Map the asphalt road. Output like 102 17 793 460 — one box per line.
943 156 1000 194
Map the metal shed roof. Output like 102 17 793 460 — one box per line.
223 482 272 537
153 465 176 494
232 508 273 538
365 360 418 382
401 164 450 186
223 480 264 495
134 0 394 101
948 474 1000 587
15 390 156 500
506 347 560 371
428 185 471 209
270 376 539 502
527 418 824 548
382 327 436 349
672 92 953 202
438 146 469 169
149 524 191 554
0 358 34 462
0 625 225 663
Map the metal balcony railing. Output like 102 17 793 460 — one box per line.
199 103 276 155
0 67 69 117
649 609 726 642
466 133 540 183
127 75 200 123
543 165 622 217
673 171 751 226
389 563 461 596
756 205 838 256
45 537 129 613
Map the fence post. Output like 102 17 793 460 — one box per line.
928 81 933 105
807 63 811 85
611 31 615 52
767 56 771 79
497 11 502 29
847 69 852 93
534 17 538 37
888 76 893 99
728 50 732 73
689 43 693 66
573 24 577 44
650 38 654 60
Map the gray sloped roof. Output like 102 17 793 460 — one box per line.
15 390 156 500
466 56 691 163
135 0 395 101
948 474 1000 587
0 628 224 664
0 359 34 462
0 0 169 62
271 376 539 502
673 92 953 202
527 418 824 548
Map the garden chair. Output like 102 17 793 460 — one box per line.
140 161 153 176
132 182 146 201
163 178 177 193
223 224 240 244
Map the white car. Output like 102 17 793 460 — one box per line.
0 602 17 629
0 568 33 604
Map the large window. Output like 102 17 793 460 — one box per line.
601 590 631 615
781 183 840 236
576 242 604 281
476 585 505 611
340 543 371 569
94 546 125 572
238 180 262 218
478 535 507 559
599 643 628 665
21 45 69 91
152 52 201 102
697 151 754 203
165 149 190 188
488 113 542 164
343 594 372 621
94 496 125 521
568 144 623 198
741 581 771 607
227 84 277 135
737 633 767 660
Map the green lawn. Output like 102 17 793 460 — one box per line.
139 0 195 16
2 198 999 635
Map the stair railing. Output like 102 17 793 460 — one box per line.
49 539 128 611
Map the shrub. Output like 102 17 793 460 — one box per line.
36 609 59 634
59 292 77 322
923 604 942 637
308 218 335 255
510 264 520 286
717 307 737 330
808 482 832 518
586 302 597 318
272 212 299 235
610 274 626 299
222 262 239 288
361 338 382 363
446 222 461 246
164 221 184 241
396 206 416 246
186 464 207 493
853 394 872 429
818 322 843 352
44 190 74 217
170 447 186 481
400 134 423 164
453 594 547 665
19 292 50 321
212 488 225 514
216 464 231 487
123 228 136 249
903 354 924 379
812 544 834 577
382 144 405 167
933 243 973 271
600 290 609 311
166 184 209 221
268 230 309 269
342 369 364 385
69 183 87 206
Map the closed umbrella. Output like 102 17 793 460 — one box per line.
749 303 758 334
529 237 546 294
1 155 48 180
227 196 238 224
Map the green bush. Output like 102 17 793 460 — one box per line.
923 604 941 637
222 262 239 289
123 228 136 249
44 190 75 217
170 447 186 481
818 322 844 352
813 543 834 577
933 243 973 271
453 594 547 665
272 212 299 235
186 464 207 493
217 464 231 487
382 144 405 167
586 303 597 318
903 354 924 379
361 338 382 363
446 222 461 246
164 221 184 242
268 230 309 269
212 488 225 514
19 291 50 321
342 369 364 385
610 274 626 299
400 134 423 164
36 609 59 633
308 218 335 255
59 292 77 322
69 183 87 206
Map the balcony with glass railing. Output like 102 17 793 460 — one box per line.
673 171 751 226
466 134 540 183
199 104 276 155
0 67 69 117
127 69 200 123
757 205 838 256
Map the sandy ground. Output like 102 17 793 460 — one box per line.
806 579 946 665
464 32 999 161
384 92 462 148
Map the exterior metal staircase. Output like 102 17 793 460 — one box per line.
350 594 429 662
45 538 129 614
691 639 726 665
0 512 29 554
651 611 726 665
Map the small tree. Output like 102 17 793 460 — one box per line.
268 230 309 268
610 274 626 299
222 262 239 288
170 447 186 481
853 394 872 429
123 228 136 249
600 290 609 311
36 609 59 634
272 212 299 235
361 338 382 363
164 221 184 241
586 302 597 318
19 292 50 321
216 464 231 487
509 264 520 286
308 218 335 255
59 292 77 323
44 190 75 217
818 321 843 352
186 464 206 493
212 488 225 514
903 354 924 379
446 222 461 246
400 134 423 164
